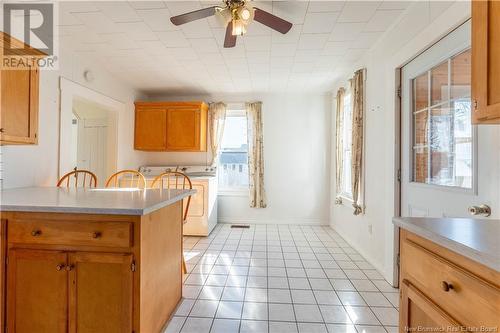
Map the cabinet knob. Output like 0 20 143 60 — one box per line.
0 128 4 133
31 229 42 236
92 231 102 239
441 281 453 292
66 264 74 271
56 264 64 271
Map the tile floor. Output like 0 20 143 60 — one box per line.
163 224 399 333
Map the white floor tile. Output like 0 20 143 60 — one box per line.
190 300 219 317
298 322 328 333
215 301 243 319
294 304 324 323
242 302 268 320
240 320 269 333
210 318 240 333
269 303 296 321
269 321 298 333
180 317 213 333
269 288 292 303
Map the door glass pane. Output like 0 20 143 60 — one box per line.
451 49 471 99
413 73 428 111
411 48 472 189
431 61 449 106
414 111 428 146
413 147 428 183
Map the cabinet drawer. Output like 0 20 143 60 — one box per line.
401 238 500 328
8 220 132 248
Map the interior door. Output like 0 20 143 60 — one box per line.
401 20 499 218
7 249 68 333
77 118 108 182
68 252 133 333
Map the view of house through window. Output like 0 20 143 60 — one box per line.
341 92 353 198
218 110 249 190
411 48 472 188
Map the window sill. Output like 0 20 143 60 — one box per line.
218 189 248 197
335 194 354 205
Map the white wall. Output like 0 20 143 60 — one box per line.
1 46 144 189
329 1 471 282
146 93 332 225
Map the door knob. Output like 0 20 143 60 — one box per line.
441 281 454 292
56 264 65 271
31 229 42 236
66 264 74 271
92 231 102 239
468 204 491 217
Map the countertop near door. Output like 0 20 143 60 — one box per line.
0 187 196 216
393 217 500 272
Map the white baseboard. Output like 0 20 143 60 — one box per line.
218 217 328 225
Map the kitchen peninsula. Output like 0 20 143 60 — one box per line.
0 187 195 333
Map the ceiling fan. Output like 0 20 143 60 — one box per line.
170 0 293 48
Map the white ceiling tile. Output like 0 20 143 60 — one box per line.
137 40 171 55
116 21 159 41
246 51 270 64
244 35 272 51
322 41 349 56
100 33 138 49
157 31 190 47
295 49 321 62
60 2 100 14
329 22 365 41
166 2 202 16
271 43 297 57
302 12 339 33
73 12 121 33
246 22 272 36
96 2 141 22
337 1 381 23
378 1 411 10
272 1 309 24
128 1 167 10
298 33 329 50
199 53 226 65
58 13 83 26
190 38 220 53
136 8 178 32
308 1 345 13
169 48 200 61
349 31 382 49
270 56 294 68
364 10 403 32
292 62 315 73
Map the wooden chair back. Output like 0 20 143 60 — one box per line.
57 170 97 188
151 172 193 221
105 170 146 189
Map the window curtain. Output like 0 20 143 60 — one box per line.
335 87 345 198
246 102 267 208
208 102 227 166
350 69 364 215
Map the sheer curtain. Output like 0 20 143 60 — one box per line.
208 102 227 166
350 69 364 215
246 102 267 208
335 87 345 198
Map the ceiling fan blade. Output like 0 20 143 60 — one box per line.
224 23 237 48
253 7 292 34
170 6 217 26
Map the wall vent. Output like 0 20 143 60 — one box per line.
230 225 250 229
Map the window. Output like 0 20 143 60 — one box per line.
341 92 353 198
411 49 473 189
218 110 249 190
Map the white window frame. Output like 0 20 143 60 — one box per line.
217 108 249 196
340 91 353 200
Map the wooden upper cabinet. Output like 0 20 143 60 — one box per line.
134 106 167 150
134 101 208 152
0 32 43 144
7 249 68 333
472 0 500 124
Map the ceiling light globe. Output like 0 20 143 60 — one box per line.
240 8 251 20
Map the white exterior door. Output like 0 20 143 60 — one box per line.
77 118 108 183
401 20 499 219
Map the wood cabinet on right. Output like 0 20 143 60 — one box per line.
399 230 500 332
472 0 500 124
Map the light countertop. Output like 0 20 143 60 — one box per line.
393 217 500 272
0 187 196 216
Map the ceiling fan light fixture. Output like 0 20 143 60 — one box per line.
232 19 247 36
215 7 232 26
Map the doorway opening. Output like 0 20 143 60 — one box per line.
70 97 117 184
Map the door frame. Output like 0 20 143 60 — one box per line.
392 13 472 286
59 78 122 180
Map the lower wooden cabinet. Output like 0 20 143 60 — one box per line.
6 249 133 333
7 250 68 333
399 230 500 332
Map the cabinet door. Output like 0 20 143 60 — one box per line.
0 65 39 144
68 252 133 333
6 249 68 333
400 280 460 332
472 0 500 124
134 107 167 150
166 108 202 151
